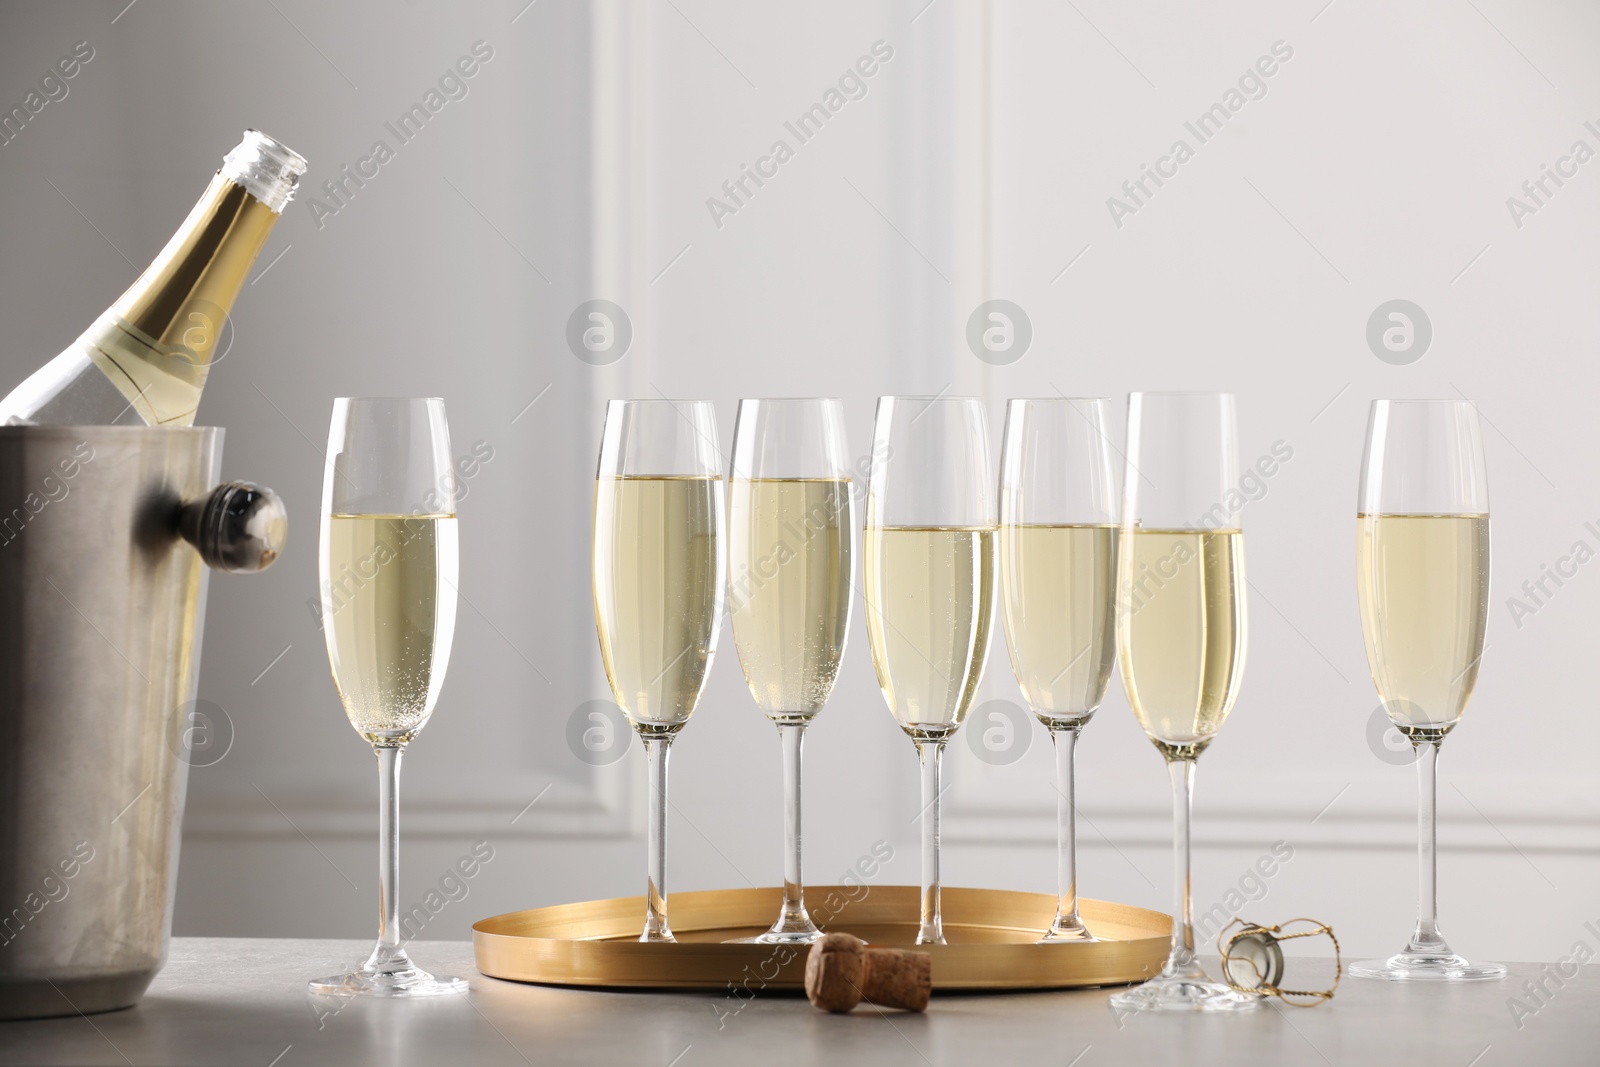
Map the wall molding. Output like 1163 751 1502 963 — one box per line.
185 785 1600 855
186 765 636 842
944 803 1600 854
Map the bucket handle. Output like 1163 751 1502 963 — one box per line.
177 482 286 573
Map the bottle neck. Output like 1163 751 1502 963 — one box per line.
104 173 279 369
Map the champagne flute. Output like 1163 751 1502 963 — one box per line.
1109 392 1257 1013
309 397 465 997
863 396 997 945
1350 400 1503 981
998 398 1118 943
593 399 726 943
727 398 854 943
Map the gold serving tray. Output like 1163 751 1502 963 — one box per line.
473 886 1170 991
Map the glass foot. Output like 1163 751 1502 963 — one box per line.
308 966 467 998
1109 974 1261 1014
1039 917 1098 944
1349 952 1506 981
725 927 823 945
725 907 823 944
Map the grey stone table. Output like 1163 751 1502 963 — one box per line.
0 938 1594 1066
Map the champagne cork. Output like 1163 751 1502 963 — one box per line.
804 933 932 1013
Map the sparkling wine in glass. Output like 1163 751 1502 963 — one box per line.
1350 399 1503 982
593 399 726 942
1109 392 1258 1013
726 398 854 943
309 397 466 997
863 396 996 945
998 398 1118 942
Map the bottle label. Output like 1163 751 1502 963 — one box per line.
80 308 218 426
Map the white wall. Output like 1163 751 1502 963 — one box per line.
0 0 1596 965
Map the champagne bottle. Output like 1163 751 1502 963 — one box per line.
0 130 306 427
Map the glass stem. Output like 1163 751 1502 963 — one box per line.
642 735 674 942
1164 758 1202 976
915 739 946 945
773 723 815 934
1406 740 1448 955
365 744 410 975
1045 725 1089 938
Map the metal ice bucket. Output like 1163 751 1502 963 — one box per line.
0 426 284 1020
